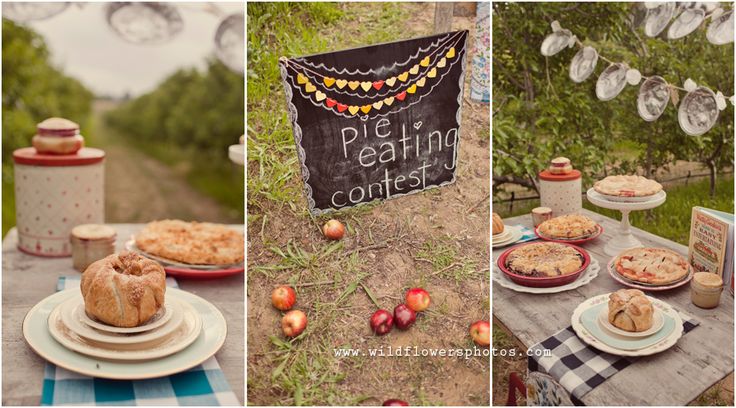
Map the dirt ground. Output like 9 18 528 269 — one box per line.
247 4 490 406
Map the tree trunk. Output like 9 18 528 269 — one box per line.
708 161 717 197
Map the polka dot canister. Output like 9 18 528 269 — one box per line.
538 169 582 216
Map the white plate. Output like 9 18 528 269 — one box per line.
75 299 174 334
597 305 664 338
492 225 523 248
125 239 243 270
49 297 201 360
492 258 600 294
61 297 185 345
571 293 683 357
492 229 512 242
24 287 226 379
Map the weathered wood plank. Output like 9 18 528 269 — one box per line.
2 226 244 404
434 2 454 33
493 209 734 405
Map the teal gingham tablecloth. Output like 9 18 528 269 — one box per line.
40 276 239 406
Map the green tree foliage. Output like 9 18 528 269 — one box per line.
493 3 734 196
2 19 94 235
104 59 245 216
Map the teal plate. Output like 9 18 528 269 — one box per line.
581 303 674 350
23 287 227 380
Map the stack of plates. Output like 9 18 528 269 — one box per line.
23 288 227 379
571 293 683 356
492 225 523 248
126 239 244 278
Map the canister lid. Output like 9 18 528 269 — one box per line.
13 147 105 166
37 117 80 137
539 169 581 181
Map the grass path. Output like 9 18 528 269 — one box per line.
90 100 241 224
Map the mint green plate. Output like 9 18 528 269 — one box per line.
581 303 674 350
23 287 226 380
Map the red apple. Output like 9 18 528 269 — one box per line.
323 219 345 240
405 288 431 312
282 310 307 337
383 399 409 406
271 285 296 311
393 304 416 330
470 320 490 347
370 309 393 335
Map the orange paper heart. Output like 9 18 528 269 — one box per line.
323 77 336 87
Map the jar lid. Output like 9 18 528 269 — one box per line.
37 117 80 137
532 207 552 214
71 224 116 241
539 169 581 181
13 147 105 166
693 272 723 288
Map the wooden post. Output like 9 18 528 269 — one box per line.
434 2 454 33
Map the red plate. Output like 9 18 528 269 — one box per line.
164 265 244 279
497 242 591 288
534 224 604 245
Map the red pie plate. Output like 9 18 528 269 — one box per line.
163 265 244 279
497 242 591 288
534 224 604 245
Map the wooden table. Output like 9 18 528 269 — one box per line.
1 225 244 405
493 209 734 406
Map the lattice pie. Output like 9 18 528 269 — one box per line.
593 175 662 197
614 247 689 285
505 242 584 277
537 214 598 239
135 220 244 265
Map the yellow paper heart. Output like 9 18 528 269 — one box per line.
420 56 430 67
384 96 395 106
409 64 419 75
296 73 308 85
397 72 409 82
372 101 384 110
348 81 360 90
336 79 348 89
305 83 317 93
315 91 327 101
385 77 397 87
407 84 417 94
360 105 372 114
446 47 456 59
323 77 336 87
360 81 372 92
437 58 447 68
416 77 426 87
427 67 437 78
348 106 360 115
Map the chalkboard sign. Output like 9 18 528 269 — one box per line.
279 30 468 215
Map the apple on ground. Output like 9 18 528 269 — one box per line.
393 304 416 330
470 320 490 347
282 310 307 337
271 285 296 311
370 309 393 335
405 288 431 312
322 219 345 240
382 399 409 406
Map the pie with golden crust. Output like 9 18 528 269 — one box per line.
505 242 584 277
538 214 598 239
593 175 662 197
614 247 689 285
135 220 244 265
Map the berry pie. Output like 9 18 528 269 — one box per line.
505 242 585 277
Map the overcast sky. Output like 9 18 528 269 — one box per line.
25 2 242 98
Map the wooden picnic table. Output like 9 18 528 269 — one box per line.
1 225 244 405
493 209 734 406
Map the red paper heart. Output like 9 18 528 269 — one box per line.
326 98 337 108
396 91 407 101
373 80 384 90
336 103 348 112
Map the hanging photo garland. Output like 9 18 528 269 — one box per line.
542 20 733 136
636 2 734 43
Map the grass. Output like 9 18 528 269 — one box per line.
494 175 734 246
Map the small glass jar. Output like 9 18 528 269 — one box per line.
691 272 724 309
532 207 553 227
70 224 116 272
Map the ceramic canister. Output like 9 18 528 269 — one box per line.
13 147 105 257
538 169 582 216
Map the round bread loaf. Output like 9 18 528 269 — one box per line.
492 213 504 235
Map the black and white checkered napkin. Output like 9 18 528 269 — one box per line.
528 314 699 404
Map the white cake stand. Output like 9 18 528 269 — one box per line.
585 188 667 256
